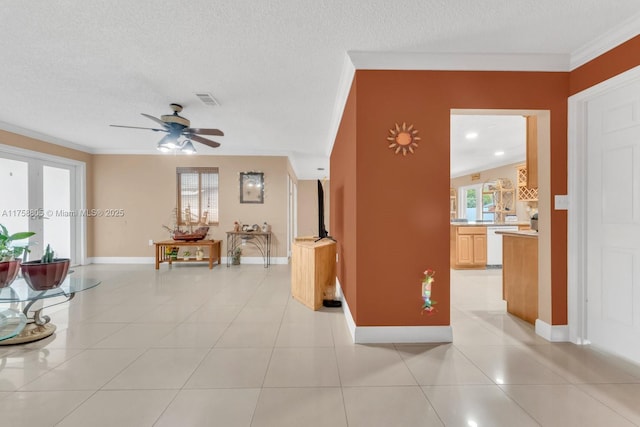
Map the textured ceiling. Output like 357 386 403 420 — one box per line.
1 1 639 179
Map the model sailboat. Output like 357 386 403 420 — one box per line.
162 205 210 241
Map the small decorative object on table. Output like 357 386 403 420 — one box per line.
20 244 71 291
182 250 192 260
233 221 241 232
421 269 437 314
166 246 179 260
195 247 204 261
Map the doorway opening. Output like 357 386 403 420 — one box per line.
449 109 551 342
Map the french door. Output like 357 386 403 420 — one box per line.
0 148 84 264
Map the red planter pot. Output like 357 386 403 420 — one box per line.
0 259 21 288
20 259 70 290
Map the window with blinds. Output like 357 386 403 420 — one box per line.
176 167 219 225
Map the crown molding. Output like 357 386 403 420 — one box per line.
0 121 94 154
570 13 640 70
348 51 570 72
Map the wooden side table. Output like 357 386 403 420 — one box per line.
154 239 221 269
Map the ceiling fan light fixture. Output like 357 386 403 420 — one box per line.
112 104 223 153
158 134 179 150
156 141 171 153
181 140 196 154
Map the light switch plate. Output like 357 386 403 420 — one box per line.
554 195 569 210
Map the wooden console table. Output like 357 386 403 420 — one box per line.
154 239 221 269
225 231 272 268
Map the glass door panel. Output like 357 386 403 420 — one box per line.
0 158 30 252
43 165 71 259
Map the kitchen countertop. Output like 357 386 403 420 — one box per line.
494 229 538 238
450 221 530 227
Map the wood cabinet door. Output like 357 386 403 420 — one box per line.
456 234 473 265
473 235 487 264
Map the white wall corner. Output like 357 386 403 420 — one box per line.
336 277 357 343
535 319 570 342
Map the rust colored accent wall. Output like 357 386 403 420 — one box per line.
332 70 570 327
570 35 640 96
331 79 358 320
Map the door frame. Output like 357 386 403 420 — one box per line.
0 143 87 265
567 64 640 345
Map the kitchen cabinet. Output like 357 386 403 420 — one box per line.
500 231 538 324
526 115 538 188
450 225 486 269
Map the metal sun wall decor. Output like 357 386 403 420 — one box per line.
387 122 420 155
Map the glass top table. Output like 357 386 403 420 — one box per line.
0 275 101 345
0 277 101 303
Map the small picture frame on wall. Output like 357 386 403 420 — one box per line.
240 172 264 204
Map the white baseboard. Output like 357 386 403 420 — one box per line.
535 319 570 342
228 257 289 265
87 256 289 265
89 257 155 264
336 279 453 344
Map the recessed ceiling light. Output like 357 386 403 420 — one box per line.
465 132 478 139
494 151 505 156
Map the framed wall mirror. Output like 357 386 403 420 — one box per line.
240 172 264 204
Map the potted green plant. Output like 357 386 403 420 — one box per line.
20 244 70 290
232 247 242 265
183 250 192 260
0 224 35 288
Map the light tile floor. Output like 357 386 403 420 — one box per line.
1 265 640 426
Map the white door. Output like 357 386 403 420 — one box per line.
586 78 640 361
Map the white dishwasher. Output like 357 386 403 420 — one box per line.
486 226 519 267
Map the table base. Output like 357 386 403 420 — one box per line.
0 323 56 345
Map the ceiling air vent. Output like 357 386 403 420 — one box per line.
195 92 220 107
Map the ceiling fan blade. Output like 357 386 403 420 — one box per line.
141 113 169 127
186 128 224 136
191 134 221 148
110 125 167 132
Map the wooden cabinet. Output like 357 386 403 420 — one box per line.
291 238 336 310
502 233 538 324
450 226 486 269
526 115 538 188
